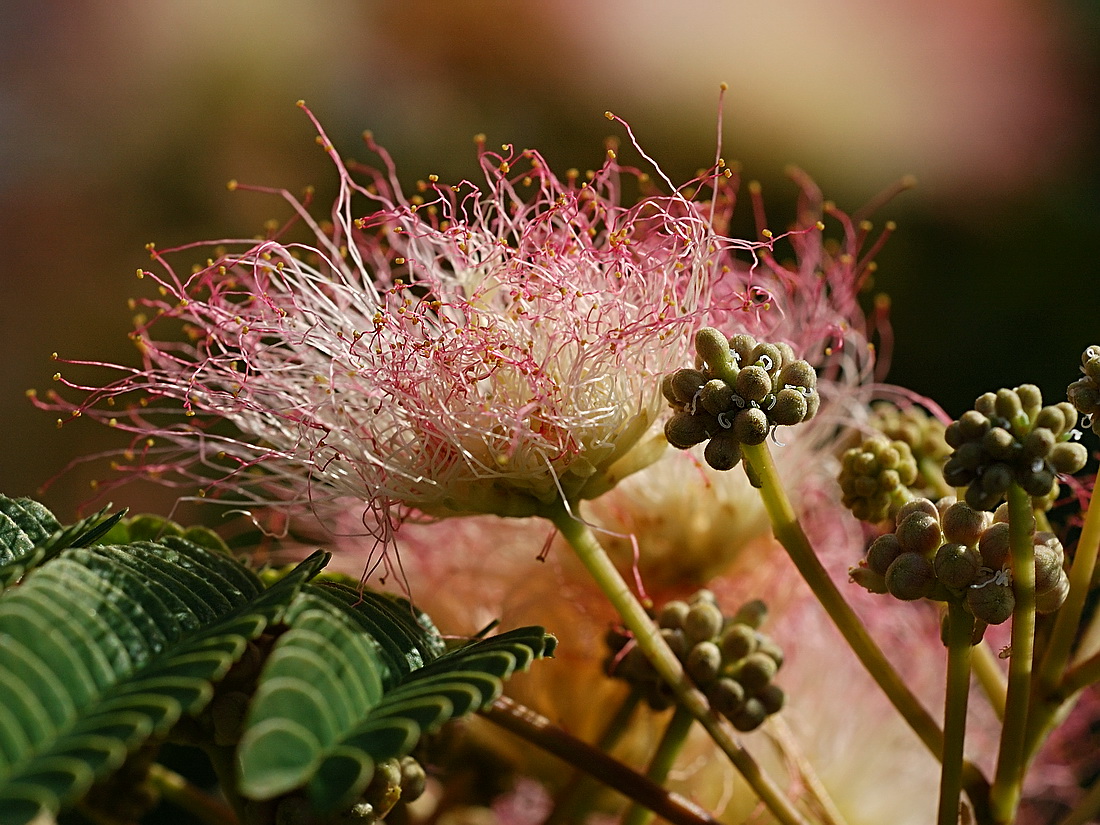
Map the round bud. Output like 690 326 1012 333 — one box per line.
728 333 758 365
1020 468 1055 498
1022 428 1056 459
686 641 723 684
978 522 1011 568
967 580 1015 625
664 412 709 449
954 441 985 470
895 497 939 526
755 637 784 669
941 502 988 546
1068 379 1100 415
732 599 768 629
617 645 656 681
770 387 808 426
885 552 936 601
804 390 820 420
896 511 943 556
731 697 768 731
670 368 707 404
980 462 1014 495
1057 402 1079 431
735 366 772 403
1033 545 1065 596
660 373 680 404
778 360 817 391
966 484 1005 513
1016 384 1043 422
934 543 983 589
695 327 731 370
982 428 1017 461
992 502 1010 523
683 601 723 644
1034 405 1067 435
866 532 904 575
974 393 997 417
704 430 742 471
749 343 783 375
994 389 1023 423
706 677 746 717
719 624 757 661
935 495 958 516
657 600 689 630
689 589 717 605
775 342 796 368
734 407 770 445
756 683 786 715
659 628 688 660
1035 572 1070 614
399 756 427 802
734 652 778 692
943 456 974 487
1049 441 1087 475
699 379 735 416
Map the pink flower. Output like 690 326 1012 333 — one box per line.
43 106 785 522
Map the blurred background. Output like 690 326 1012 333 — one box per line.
1 0 1098 522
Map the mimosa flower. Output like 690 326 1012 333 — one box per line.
43 105 780 522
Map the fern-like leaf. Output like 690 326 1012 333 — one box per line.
238 584 555 812
0 522 328 825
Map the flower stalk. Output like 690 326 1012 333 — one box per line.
621 705 696 825
939 601 975 825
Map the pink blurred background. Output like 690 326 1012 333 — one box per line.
2 0 1097 521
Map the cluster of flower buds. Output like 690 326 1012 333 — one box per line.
605 592 785 732
850 497 1069 632
942 385 1087 511
662 328 819 473
838 436 920 523
1067 345 1100 438
867 402 952 498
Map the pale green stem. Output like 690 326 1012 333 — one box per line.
547 503 810 825
1056 774 1100 825
989 484 1037 824
622 705 696 825
939 601 975 825
740 442 992 824
1062 650 1100 697
148 762 240 825
972 640 1007 721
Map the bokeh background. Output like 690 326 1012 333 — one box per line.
2 0 1098 522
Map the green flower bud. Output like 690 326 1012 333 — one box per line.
849 563 888 594
735 365 772 403
1022 428 1056 459
670 367 707 404
700 378 735 416
980 462 1015 495
978 522 1011 569
941 501 989 546
749 343 783 375
704 430 742 471
1049 441 1087 475
974 392 997 417
734 407 770 445
719 624 758 661
1035 572 1070 614
967 578 1014 624
1034 405 1067 435
732 599 768 629
1057 402 1079 432
661 372 681 405
1015 384 1043 423
771 387 808 426
895 497 939 525
994 388 1024 424
982 428 1017 461
657 600 690 630
885 552 936 600
755 636 785 669
1033 544 1065 596
695 327 731 370
943 456 975 487
775 342 797 368
778 359 817 391
934 542 983 589
1019 467 1055 498
686 641 723 684
734 651 779 692
706 677 746 717
756 683 786 715
684 601 724 643
728 333 758 365
866 532 904 575
399 755 427 802
664 411 709 449
954 441 985 470
1068 379 1100 418
804 390 821 420
731 697 769 731
896 511 943 556
965 484 1005 512
659 628 688 660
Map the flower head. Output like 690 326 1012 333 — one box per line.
44 105 784 521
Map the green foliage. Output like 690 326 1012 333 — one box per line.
0 497 556 824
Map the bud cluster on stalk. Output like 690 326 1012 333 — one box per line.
866 402 952 498
838 436 920 523
661 328 819 474
1067 345 1100 438
943 384 1087 512
850 496 1069 635
605 592 785 732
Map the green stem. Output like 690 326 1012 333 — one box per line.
547 504 809 825
1062 650 1100 696
548 688 643 825
972 639 1007 721
622 706 696 825
740 441 992 824
989 484 1037 824
939 602 975 825
148 762 240 825
484 697 722 825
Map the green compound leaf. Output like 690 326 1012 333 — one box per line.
0 504 328 825
238 585 555 813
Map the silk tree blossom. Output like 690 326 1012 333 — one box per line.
43 104 786 521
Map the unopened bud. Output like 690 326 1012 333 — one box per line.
885 552 935 600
